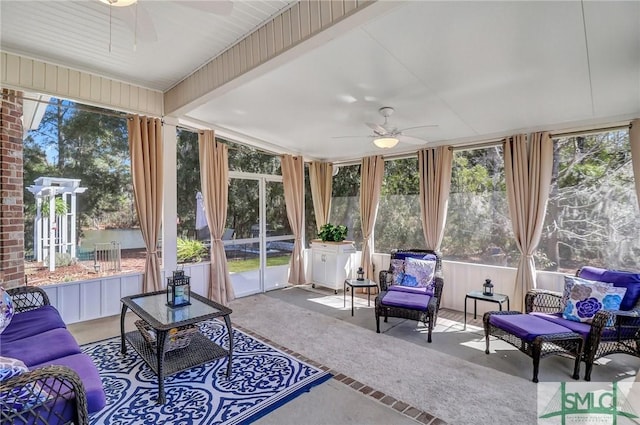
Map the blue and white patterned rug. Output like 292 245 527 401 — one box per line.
83 320 332 425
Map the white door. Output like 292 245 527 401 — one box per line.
225 173 294 294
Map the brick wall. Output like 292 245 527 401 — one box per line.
0 89 24 289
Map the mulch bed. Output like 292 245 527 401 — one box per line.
25 249 148 286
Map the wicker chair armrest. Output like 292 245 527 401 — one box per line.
379 270 391 292
525 289 562 314
6 286 51 312
0 365 89 425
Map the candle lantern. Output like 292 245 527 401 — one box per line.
356 267 365 281
167 270 191 308
483 278 494 296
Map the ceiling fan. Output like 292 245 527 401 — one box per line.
334 107 437 149
100 0 233 47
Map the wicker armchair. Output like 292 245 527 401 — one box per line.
375 249 444 343
526 267 640 381
1 286 91 425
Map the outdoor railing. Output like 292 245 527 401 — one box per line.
94 242 121 273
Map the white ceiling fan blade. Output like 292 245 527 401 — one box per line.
366 122 387 135
179 1 234 15
400 124 439 132
118 3 157 42
400 135 430 145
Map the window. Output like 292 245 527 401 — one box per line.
330 164 363 249
374 158 423 253
539 130 639 272
23 99 139 284
442 146 518 266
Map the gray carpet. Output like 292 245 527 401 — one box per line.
230 293 538 425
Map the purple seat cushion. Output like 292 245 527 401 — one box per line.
529 312 592 339
388 285 434 296
0 328 81 367
489 314 575 342
579 266 640 311
380 291 430 311
32 353 106 414
530 312 626 340
0 306 66 344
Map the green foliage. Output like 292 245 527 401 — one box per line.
317 223 348 242
177 238 208 263
24 99 135 234
176 130 201 238
227 255 291 273
41 197 68 217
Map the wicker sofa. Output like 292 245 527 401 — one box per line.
375 249 444 343
0 286 106 425
524 266 640 381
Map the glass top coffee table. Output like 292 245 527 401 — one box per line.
120 290 233 404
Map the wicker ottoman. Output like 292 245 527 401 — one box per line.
483 311 584 383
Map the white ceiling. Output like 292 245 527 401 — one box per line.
2 1 640 162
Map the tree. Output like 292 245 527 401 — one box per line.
540 131 639 271
24 99 135 239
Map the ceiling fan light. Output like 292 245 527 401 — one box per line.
373 137 399 149
100 0 137 7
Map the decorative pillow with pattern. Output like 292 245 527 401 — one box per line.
562 276 627 324
390 259 406 286
401 258 436 289
0 356 28 382
0 356 48 413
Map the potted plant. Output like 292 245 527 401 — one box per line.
317 223 348 242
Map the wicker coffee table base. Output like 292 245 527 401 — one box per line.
483 311 584 383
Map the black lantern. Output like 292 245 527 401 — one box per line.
357 267 365 281
167 270 191 308
483 278 494 296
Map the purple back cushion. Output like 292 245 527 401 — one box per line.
393 252 437 262
578 266 640 311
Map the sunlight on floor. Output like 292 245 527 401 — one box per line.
413 317 519 353
307 294 373 310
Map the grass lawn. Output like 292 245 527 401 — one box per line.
228 255 291 273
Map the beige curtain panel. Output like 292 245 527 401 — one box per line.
418 146 453 251
360 155 385 282
128 115 163 293
199 130 235 305
504 132 553 311
281 155 306 284
630 119 640 211
309 161 334 232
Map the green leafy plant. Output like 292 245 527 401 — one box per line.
317 223 348 242
41 197 68 217
177 237 208 263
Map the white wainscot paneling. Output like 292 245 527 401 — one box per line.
182 262 209 296
80 279 102 321
536 270 565 293
264 265 290 292
230 269 262 298
43 272 143 324
441 261 517 316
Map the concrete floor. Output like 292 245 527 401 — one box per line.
69 284 640 424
